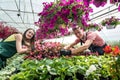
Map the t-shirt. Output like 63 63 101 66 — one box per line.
3 34 16 42
75 31 105 47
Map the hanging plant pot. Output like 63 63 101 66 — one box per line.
106 24 116 29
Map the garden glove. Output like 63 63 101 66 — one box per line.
60 49 71 56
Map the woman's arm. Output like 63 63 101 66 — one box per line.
15 34 29 53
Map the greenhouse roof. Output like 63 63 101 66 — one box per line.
0 0 120 41
0 0 54 32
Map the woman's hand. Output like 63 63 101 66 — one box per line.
22 45 28 49
25 49 31 54
20 45 31 54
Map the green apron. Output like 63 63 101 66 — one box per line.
0 41 17 69
0 41 17 58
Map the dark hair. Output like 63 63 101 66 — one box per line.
72 27 79 31
22 28 35 51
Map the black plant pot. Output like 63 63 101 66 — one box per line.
64 75 73 80
99 76 112 80
50 75 59 80
76 72 84 80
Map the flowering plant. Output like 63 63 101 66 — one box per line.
103 45 120 56
103 45 120 79
85 23 102 31
110 0 120 4
24 41 64 60
101 16 120 27
36 0 93 39
0 22 19 40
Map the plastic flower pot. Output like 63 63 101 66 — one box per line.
106 24 116 29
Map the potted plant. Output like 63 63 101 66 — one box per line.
86 23 103 31
36 0 93 39
103 45 120 79
101 16 120 29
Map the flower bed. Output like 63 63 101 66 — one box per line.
9 56 113 80
23 41 64 60
0 45 120 80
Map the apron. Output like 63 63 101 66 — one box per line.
0 34 17 69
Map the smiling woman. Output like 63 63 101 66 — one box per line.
0 28 35 69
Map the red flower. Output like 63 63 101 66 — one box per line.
112 46 120 56
103 45 112 53
104 45 120 56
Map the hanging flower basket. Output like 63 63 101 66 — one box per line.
101 16 120 29
36 0 93 39
106 24 116 29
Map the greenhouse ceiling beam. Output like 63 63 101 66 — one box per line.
90 8 118 21
0 8 38 14
90 5 114 16
1 21 34 25
14 0 28 29
0 6 21 28
30 0 35 22
30 0 36 29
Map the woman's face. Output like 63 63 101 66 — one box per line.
25 29 34 39
73 29 83 39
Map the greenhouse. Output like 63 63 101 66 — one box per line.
0 0 120 80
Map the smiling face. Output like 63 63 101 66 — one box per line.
73 28 83 39
25 29 35 40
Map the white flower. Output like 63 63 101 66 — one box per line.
85 65 96 76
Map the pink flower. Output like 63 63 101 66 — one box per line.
36 0 92 39
0 22 18 39
118 4 120 11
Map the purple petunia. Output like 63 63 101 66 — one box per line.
118 4 120 11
